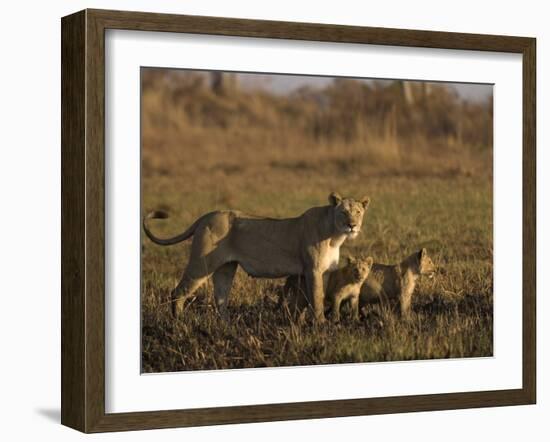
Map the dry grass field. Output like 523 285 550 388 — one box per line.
140 69 493 372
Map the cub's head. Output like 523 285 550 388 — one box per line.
329 192 370 239
416 248 436 279
347 256 374 283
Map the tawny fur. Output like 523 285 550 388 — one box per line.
283 256 374 321
359 248 436 317
143 192 370 322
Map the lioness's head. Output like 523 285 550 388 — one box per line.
329 192 370 239
347 256 374 283
416 248 436 279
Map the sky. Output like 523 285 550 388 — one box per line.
234 72 492 102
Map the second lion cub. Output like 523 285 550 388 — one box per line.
360 248 436 317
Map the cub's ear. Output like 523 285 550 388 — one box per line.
329 192 343 206
418 248 427 261
360 196 371 209
366 256 374 267
340 255 355 268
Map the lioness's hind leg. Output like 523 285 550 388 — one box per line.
171 274 208 318
213 262 238 320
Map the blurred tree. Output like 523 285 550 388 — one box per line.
211 72 238 95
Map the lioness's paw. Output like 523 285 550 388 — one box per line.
315 314 327 325
172 299 185 318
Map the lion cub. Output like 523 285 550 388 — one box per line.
284 256 374 321
327 256 374 321
359 248 436 317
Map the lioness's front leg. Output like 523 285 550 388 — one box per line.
305 269 326 323
349 295 360 321
399 290 413 319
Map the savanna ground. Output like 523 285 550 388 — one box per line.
141 69 493 372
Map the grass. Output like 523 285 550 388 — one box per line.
140 70 493 373
141 177 493 372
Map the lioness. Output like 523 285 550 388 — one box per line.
359 248 436 317
284 255 374 322
143 192 370 322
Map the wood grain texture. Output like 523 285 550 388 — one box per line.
61 10 86 431
90 8 532 52
90 389 531 432
60 8 537 433
85 10 107 432
522 38 536 403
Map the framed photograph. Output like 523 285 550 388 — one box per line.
61 9 536 433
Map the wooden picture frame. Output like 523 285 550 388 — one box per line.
61 8 536 433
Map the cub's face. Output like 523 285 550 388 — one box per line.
418 248 436 279
349 256 374 283
329 192 370 239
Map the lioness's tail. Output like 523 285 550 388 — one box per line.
142 211 201 246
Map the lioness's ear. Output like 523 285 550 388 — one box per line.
360 196 371 209
366 256 374 267
329 192 343 206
